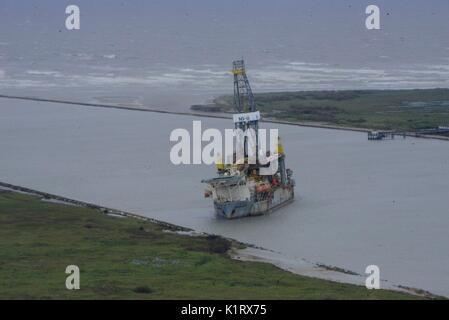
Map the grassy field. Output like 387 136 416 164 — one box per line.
0 190 420 299
191 88 449 131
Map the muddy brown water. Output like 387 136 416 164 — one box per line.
1 99 449 296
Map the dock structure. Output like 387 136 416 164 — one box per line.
368 131 406 141
416 126 449 136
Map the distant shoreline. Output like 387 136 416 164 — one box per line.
1 93 448 141
192 88 449 141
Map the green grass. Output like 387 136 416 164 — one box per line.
191 88 449 131
0 190 420 299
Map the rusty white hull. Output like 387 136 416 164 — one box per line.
214 189 294 219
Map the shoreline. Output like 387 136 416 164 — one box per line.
0 180 442 299
1 94 448 141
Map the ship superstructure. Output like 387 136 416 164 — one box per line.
202 60 295 219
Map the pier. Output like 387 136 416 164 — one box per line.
416 126 449 136
368 131 406 140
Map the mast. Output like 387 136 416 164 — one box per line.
232 59 256 114
231 59 287 185
232 60 259 163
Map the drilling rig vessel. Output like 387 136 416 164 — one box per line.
202 60 295 219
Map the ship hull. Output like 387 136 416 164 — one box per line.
213 187 294 219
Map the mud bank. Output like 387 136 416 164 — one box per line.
230 247 442 299
0 181 187 232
